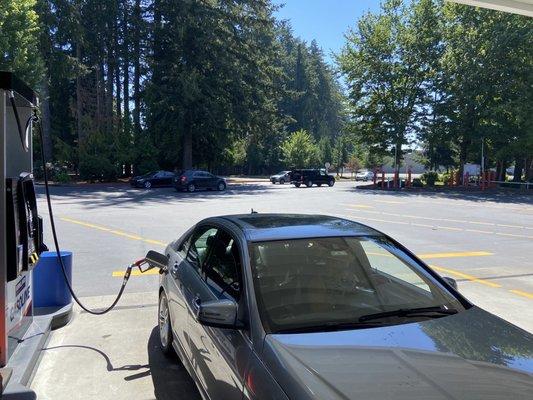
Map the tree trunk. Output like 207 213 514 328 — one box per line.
513 157 524 182
76 43 84 143
458 136 468 180
122 0 130 129
114 16 122 129
106 55 114 134
133 0 141 136
41 77 53 161
182 127 193 169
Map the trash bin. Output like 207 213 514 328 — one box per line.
33 251 73 308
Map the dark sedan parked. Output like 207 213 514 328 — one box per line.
129 170 175 188
174 169 226 192
146 214 533 400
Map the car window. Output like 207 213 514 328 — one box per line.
186 227 219 274
177 233 192 259
250 236 465 333
360 240 431 292
203 229 242 300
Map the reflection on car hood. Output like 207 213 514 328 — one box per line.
263 307 533 400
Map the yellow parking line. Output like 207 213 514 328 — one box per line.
411 223 434 228
436 226 462 231
430 265 501 288
112 269 160 277
509 290 533 300
495 232 533 239
60 217 166 247
465 228 494 234
418 251 493 259
343 207 533 234
348 204 374 209
109 230 143 241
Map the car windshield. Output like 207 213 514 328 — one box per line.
250 236 466 333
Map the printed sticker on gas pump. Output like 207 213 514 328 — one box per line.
6 273 32 332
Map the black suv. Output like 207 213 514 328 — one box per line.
290 169 335 187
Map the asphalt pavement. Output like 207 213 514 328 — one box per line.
31 180 533 399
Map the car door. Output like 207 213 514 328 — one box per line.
318 169 328 183
205 172 218 189
192 171 207 189
167 226 218 359
152 171 164 187
160 171 173 186
186 226 252 400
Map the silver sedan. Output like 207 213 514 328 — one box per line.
149 214 533 400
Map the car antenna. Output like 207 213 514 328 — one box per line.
251 208 258 214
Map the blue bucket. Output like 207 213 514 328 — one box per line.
33 251 73 308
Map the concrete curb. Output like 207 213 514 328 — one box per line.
2 303 73 399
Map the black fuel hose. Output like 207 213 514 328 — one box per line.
8 92 29 152
35 111 133 315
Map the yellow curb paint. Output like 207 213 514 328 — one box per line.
430 265 501 288
418 251 493 259
509 290 533 300
112 269 160 277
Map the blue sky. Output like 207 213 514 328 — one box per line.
273 0 380 64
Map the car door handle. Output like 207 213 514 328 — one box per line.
194 295 201 308
171 261 181 276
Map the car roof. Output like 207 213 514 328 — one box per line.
214 213 383 242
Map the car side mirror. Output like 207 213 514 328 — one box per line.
443 276 458 290
196 299 238 329
144 250 169 272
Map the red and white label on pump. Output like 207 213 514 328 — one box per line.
6 271 32 334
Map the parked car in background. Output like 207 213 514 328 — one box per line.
290 169 335 187
355 169 375 181
150 213 533 400
130 170 175 188
270 171 291 184
174 170 226 192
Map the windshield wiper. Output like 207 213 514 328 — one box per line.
358 306 458 323
276 321 385 334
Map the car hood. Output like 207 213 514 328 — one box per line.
262 307 533 400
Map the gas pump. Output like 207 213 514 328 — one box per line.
1 72 43 370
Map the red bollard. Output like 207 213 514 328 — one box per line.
373 168 377 188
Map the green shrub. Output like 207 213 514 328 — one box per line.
411 178 423 188
421 171 439 186
79 155 119 182
440 172 451 184
54 171 71 183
